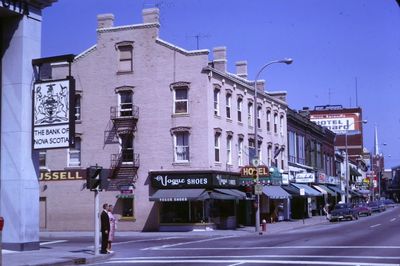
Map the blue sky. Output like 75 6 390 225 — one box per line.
42 0 400 168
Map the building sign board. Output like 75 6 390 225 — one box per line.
0 0 30 16
295 173 315 183
39 170 86 181
33 78 75 149
310 112 361 135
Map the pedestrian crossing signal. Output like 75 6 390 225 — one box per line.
86 166 108 190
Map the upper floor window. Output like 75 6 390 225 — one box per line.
288 131 297 163
174 87 188 114
266 110 271 131
214 133 221 162
214 88 220 116
237 98 243 122
117 43 133 72
273 113 278 133
119 90 133 117
280 115 284 136
226 94 232 119
257 106 262 129
174 131 189 162
267 145 272 166
75 94 81 121
68 137 81 167
238 138 244 166
297 135 305 165
248 102 253 127
120 133 134 163
226 135 232 165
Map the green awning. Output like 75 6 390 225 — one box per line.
214 188 247 199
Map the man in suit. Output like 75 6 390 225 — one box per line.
100 203 110 254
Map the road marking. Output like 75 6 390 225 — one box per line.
229 263 245 266
112 237 181 246
142 235 235 250
153 245 400 251
370 224 382 228
103 258 399 265
390 218 396 222
40 240 68 246
1 249 19 254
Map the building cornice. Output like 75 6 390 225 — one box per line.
97 23 160 33
155 39 209 56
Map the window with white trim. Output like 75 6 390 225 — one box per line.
248 102 253 127
68 137 81 167
39 150 46 169
288 131 297 163
257 106 262 129
117 44 133 72
274 113 278 133
267 145 272 166
238 138 244 166
297 134 305 165
75 95 81 121
174 132 189 162
120 133 134 164
173 87 188 114
119 90 133 117
214 88 220 116
237 98 242 122
226 93 231 119
280 114 284 136
214 133 221 162
227 135 232 164
266 110 271 131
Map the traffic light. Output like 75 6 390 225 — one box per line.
86 166 102 190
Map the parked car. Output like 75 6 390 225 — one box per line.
329 203 359 222
355 203 372 216
368 201 385 212
382 199 397 208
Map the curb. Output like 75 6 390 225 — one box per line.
30 252 115 266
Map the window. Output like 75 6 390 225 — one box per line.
316 143 322 169
75 95 81 121
288 131 297 163
266 110 271 131
267 145 272 166
257 141 262 161
117 44 133 72
227 136 232 164
121 198 134 218
119 91 133 117
248 139 255 164
280 115 284 136
257 106 262 129
174 87 188 114
226 94 231 119
238 138 244 166
39 150 46 168
214 88 220 116
120 133 134 163
248 102 253 127
214 133 221 162
174 132 189 162
237 98 243 122
297 135 305 164
68 137 81 167
274 113 278 133
281 147 285 169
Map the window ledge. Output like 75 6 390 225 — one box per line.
173 162 190 166
238 122 243 126
65 166 82 170
226 118 233 123
75 120 82 124
214 162 222 166
119 217 136 222
214 115 221 119
172 113 189 118
117 71 134 75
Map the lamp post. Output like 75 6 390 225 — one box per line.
344 119 367 203
253 58 293 233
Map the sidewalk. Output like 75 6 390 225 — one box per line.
2 215 328 266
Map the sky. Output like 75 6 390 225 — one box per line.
41 0 400 168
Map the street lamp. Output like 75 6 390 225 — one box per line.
253 58 293 233
344 119 367 204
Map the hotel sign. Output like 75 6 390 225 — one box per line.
39 170 86 181
310 112 361 135
33 78 75 150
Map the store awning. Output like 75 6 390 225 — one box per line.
290 183 323 197
214 189 247 199
350 166 362 177
207 190 237 200
116 194 134 199
327 185 345 195
263 186 291 199
149 189 206 202
350 190 363 197
313 185 336 197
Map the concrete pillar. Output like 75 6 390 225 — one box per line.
1 11 42 251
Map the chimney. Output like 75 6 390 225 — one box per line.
213 47 227 72
142 8 160 24
97 14 114 29
235 61 248 79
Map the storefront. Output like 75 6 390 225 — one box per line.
149 170 247 231
282 183 323 218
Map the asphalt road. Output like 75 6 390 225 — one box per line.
84 206 400 266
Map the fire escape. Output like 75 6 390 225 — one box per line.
107 105 140 191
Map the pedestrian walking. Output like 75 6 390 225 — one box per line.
323 203 331 220
100 203 110 254
107 204 117 253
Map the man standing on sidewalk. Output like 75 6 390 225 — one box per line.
100 203 110 254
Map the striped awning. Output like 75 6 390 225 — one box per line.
313 185 336 196
263 186 291 199
286 183 323 197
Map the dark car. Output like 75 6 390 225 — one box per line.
329 203 359 222
368 201 385 212
355 203 372 216
382 199 396 208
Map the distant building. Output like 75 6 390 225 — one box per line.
40 8 289 231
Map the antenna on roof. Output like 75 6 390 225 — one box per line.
186 33 210 49
355 77 359 107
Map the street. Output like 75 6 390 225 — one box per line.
76 207 400 266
